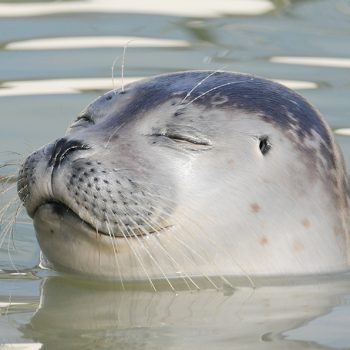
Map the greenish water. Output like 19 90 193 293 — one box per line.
1 0 350 349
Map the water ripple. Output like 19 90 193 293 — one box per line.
5 36 191 50
0 77 317 97
0 0 274 18
270 56 350 68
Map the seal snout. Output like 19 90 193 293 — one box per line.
17 137 91 218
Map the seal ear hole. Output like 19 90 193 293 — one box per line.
259 136 271 155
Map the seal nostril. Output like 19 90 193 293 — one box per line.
48 138 90 169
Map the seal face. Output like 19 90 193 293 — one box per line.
17 71 350 281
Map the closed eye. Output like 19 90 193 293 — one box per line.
152 132 211 146
165 132 211 146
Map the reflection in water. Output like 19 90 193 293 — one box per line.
1 344 42 350
287 298 350 349
1 0 350 348
3 275 348 350
0 0 274 18
270 56 350 68
5 36 191 50
335 129 350 136
0 78 317 97
0 78 142 96
0 301 27 307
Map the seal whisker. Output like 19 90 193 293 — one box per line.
141 191 252 288
124 194 220 289
120 39 134 93
179 67 227 105
0 174 18 185
104 121 127 149
184 80 247 107
170 208 255 288
0 200 23 260
168 233 223 290
0 183 17 197
6 234 19 274
0 160 21 169
126 180 174 191
94 223 101 269
116 219 157 292
6 204 24 272
105 216 124 289
125 206 197 291
114 205 178 291
15 184 28 196
111 55 120 91
0 194 22 222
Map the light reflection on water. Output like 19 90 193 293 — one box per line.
5 36 191 50
270 56 350 68
0 77 318 96
0 0 274 17
1 0 350 349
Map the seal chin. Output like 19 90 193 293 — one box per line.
33 202 128 279
33 202 98 239
33 202 156 238
33 202 176 280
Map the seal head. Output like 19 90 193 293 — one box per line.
17 71 350 280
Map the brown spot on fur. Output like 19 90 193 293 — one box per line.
293 241 304 253
302 218 311 229
259 236 269 246
250 203 261 213
228 159 234 167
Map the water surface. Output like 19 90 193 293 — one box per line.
1 0 350 349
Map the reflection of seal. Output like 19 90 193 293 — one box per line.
20 275 350 347
17 71 350 281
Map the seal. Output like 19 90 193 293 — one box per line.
17 71 350 282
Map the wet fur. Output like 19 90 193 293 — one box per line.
2 71 350 289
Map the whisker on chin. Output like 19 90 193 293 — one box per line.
105 217 124 290
117 192 218 290
119 209 176 292
116 217 157 292
113 182 224 289
125 207 199 291
139 188 254 288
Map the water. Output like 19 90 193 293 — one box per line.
1 0 350 349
